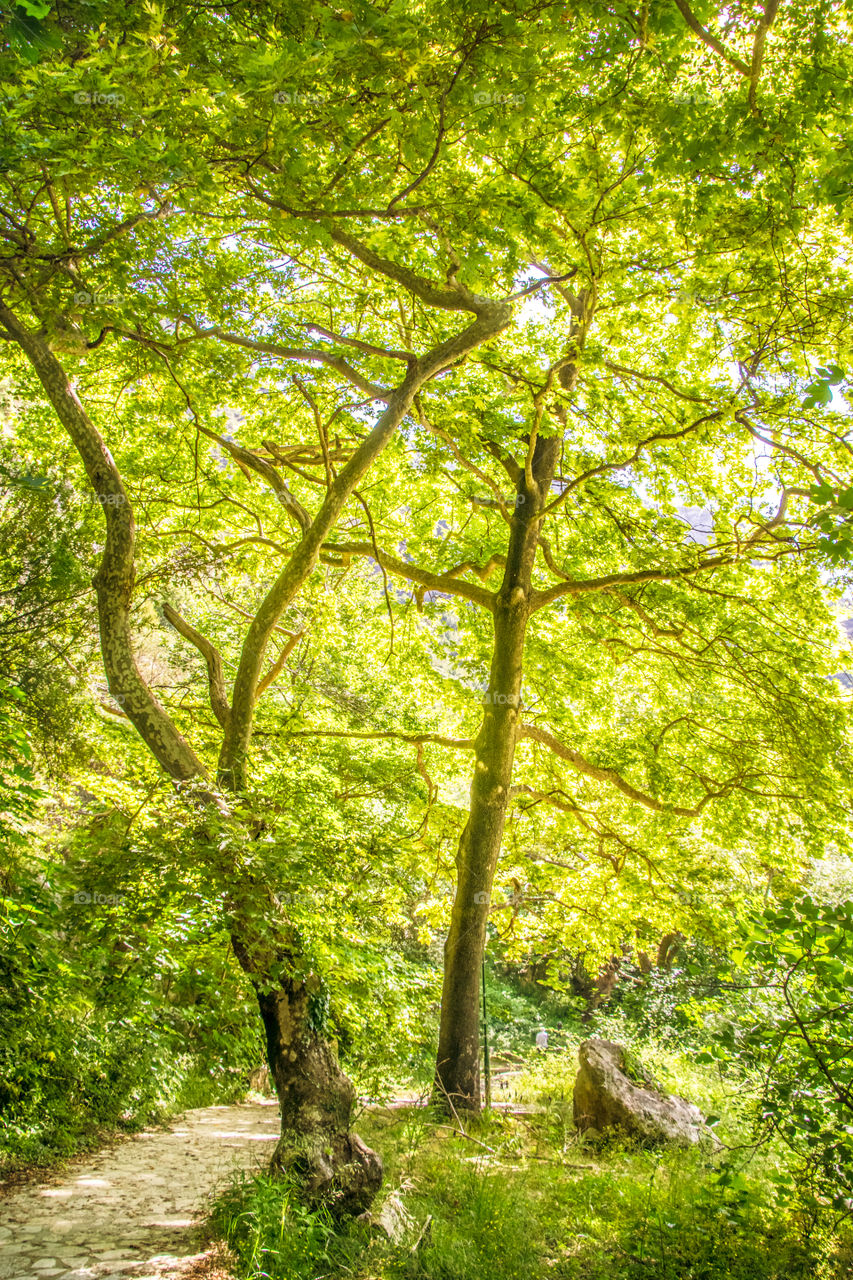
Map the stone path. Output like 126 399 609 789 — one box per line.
0 1102 280 1280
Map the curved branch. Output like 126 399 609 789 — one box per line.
329 226 496 314
530 553 729 612
672 0 750 76
518 722 731 816
0 300 207 783
321 540 497 610
162 602 231 730
183 321 389 401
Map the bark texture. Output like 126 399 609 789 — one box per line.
434 434 560 1110
232 931 381 1213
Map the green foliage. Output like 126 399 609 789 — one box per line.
0 681 44 848
0 791 264 1168
213 1048 851 1279
211 1171 368 1280
692 895 853 1208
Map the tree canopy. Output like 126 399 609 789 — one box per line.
1 0 852 1223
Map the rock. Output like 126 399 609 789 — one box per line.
573 1038 715 1147
357 1190 414 1244
247 1065 272 1096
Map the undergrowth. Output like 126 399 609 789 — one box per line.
211 1044 853 1280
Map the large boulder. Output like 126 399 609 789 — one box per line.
573 1037 713 1147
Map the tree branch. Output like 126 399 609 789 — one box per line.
306 323 415 364
256 629 303 698
329 226 497 314
182 320 389 402
321 540 497 610
748 0 780 113
0 301 207 784
530 553 730 612
518 723 731 816
672 0 750 76
162 602 231 730
288 728 475 750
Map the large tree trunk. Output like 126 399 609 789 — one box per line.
231 929 381 1213
434 435 560 1110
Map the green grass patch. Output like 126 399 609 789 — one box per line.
211 1048 852 1280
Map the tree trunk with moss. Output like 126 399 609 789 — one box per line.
232 931 381 1212
0 303 383 1209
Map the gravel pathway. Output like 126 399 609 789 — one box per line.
0 1102 280 1280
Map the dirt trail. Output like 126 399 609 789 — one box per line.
0 1102 280 1280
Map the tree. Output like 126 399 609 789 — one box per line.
306 0 853 1106
0 0 515 1206
3 0 852 1167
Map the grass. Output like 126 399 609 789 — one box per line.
209 1045 853 1280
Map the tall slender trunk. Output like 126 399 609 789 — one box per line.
434 435 559 1110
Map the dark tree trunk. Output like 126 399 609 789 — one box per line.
433 436 560 1110
231 931 381 1214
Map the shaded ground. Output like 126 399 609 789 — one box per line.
0 1103 280 1280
